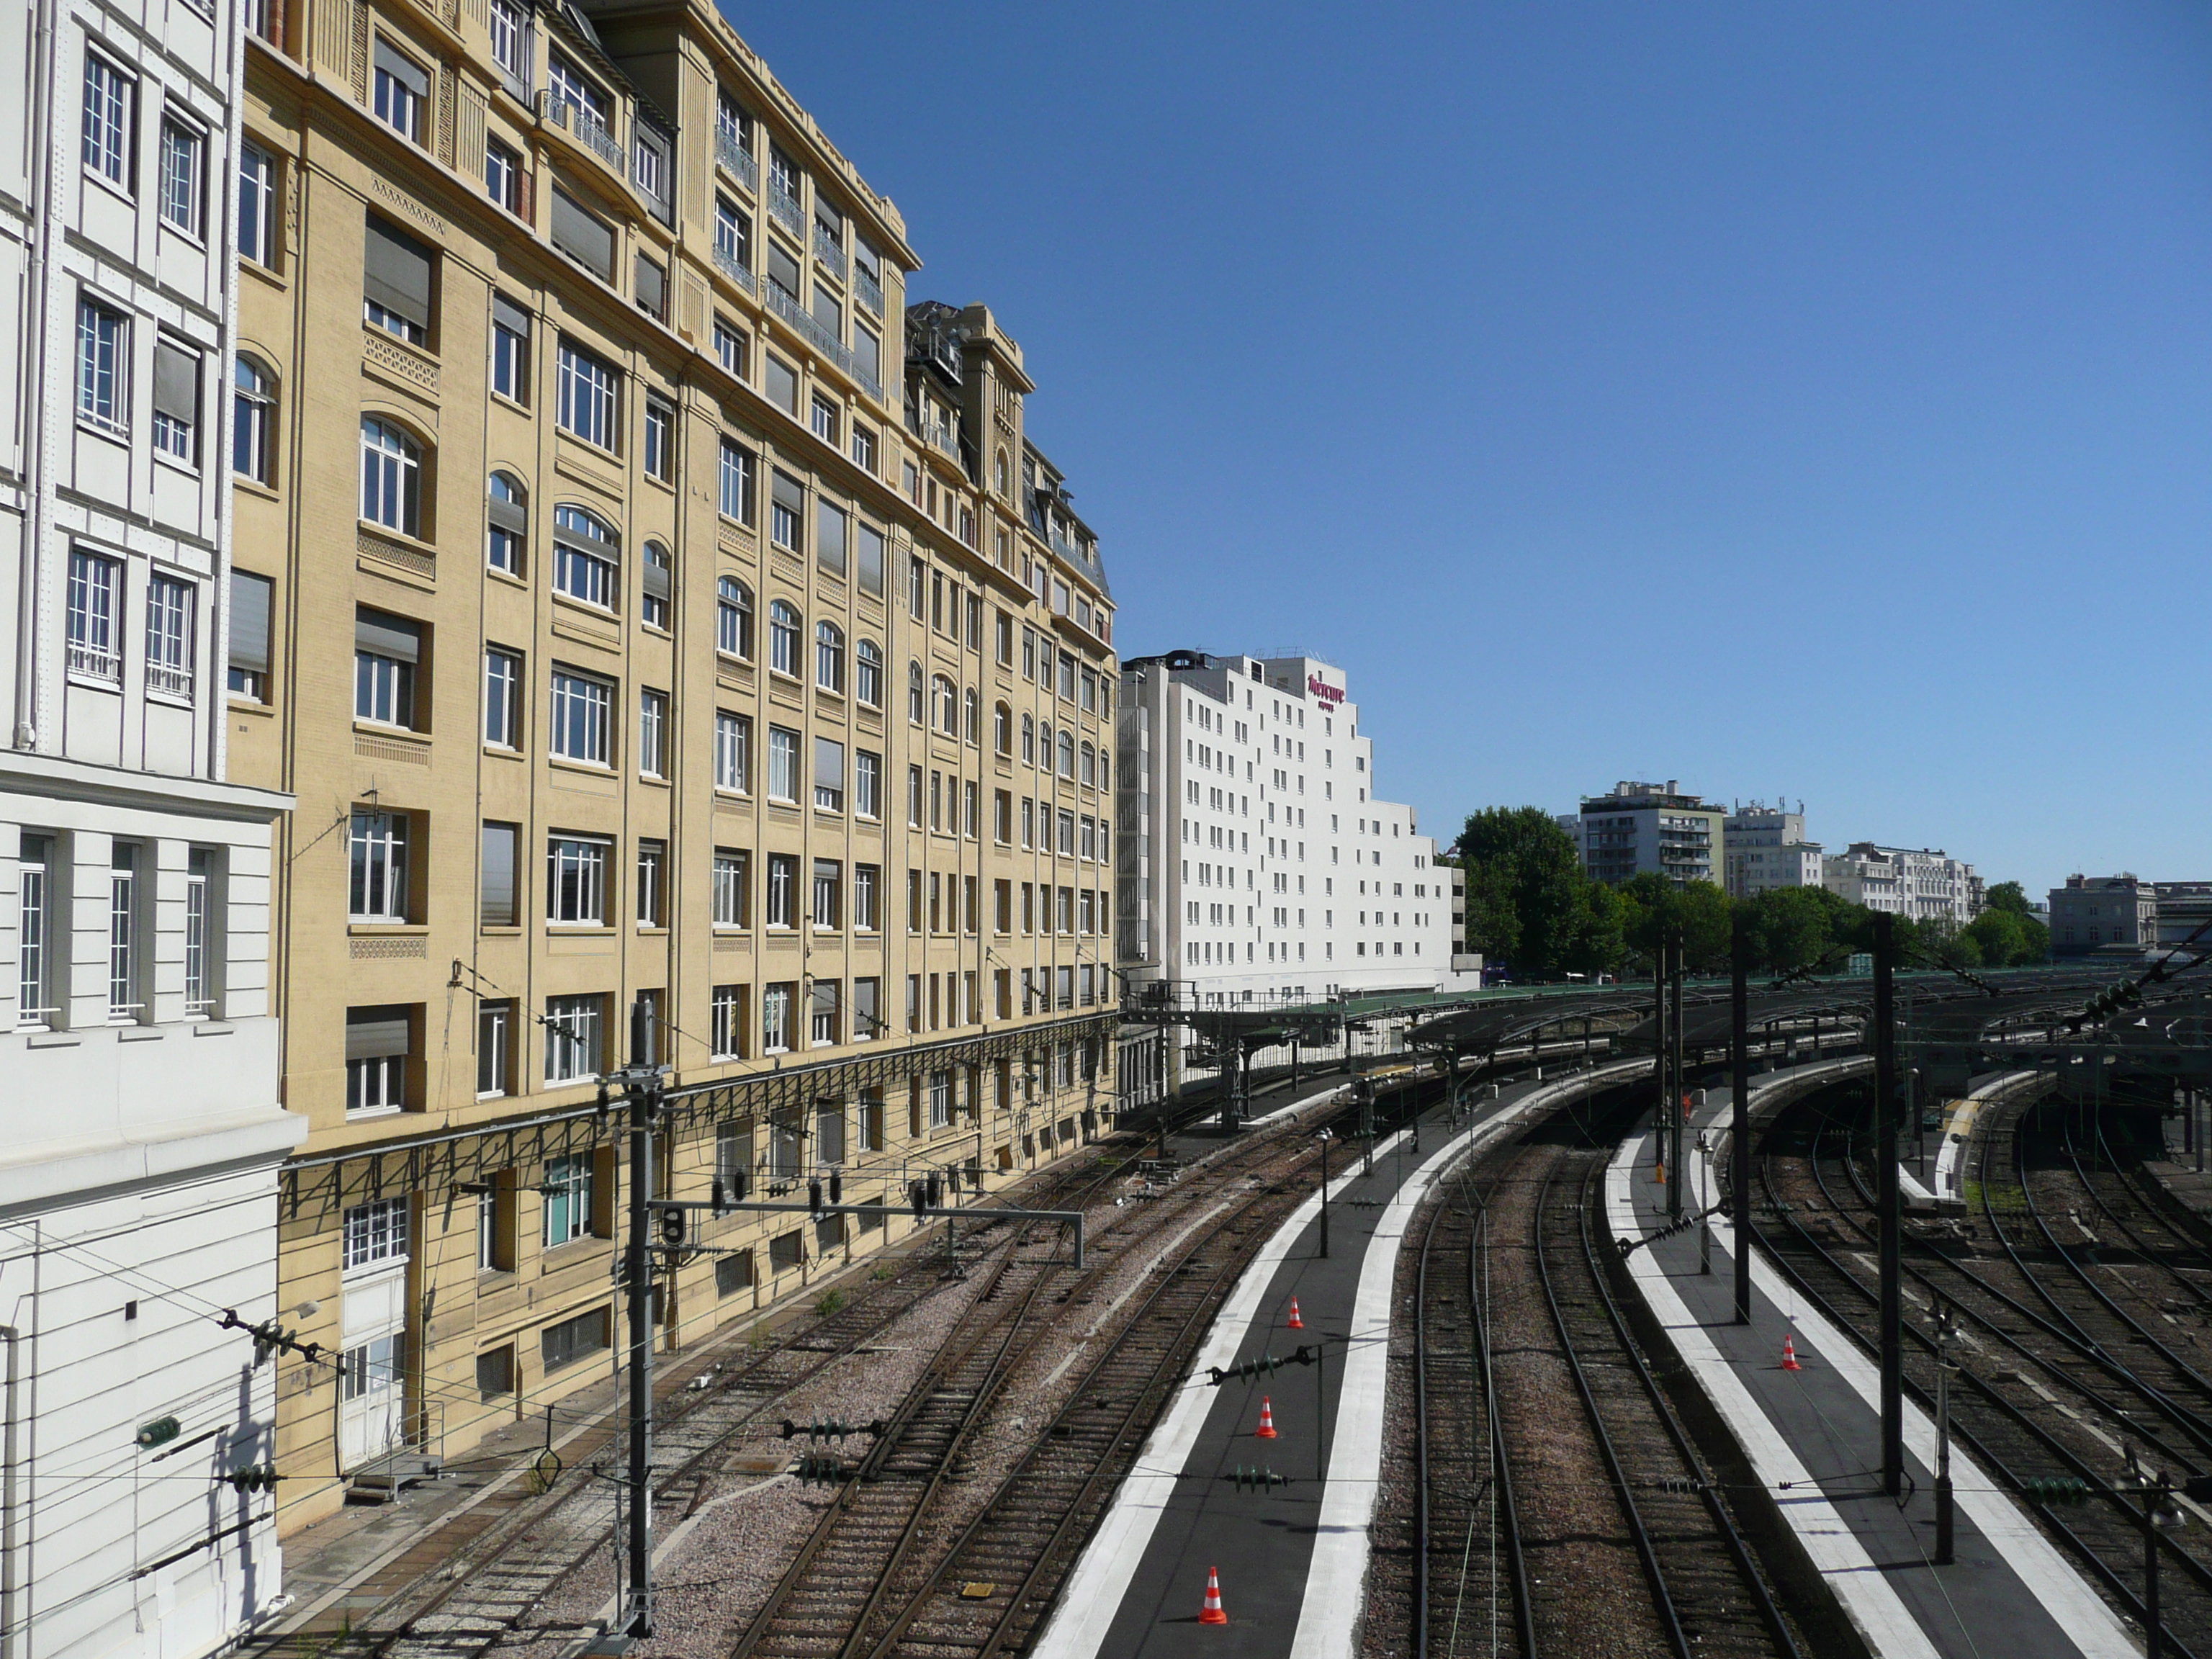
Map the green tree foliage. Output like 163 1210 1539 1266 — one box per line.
1964 906 2048 966
1455 807 1622 980
1617 874 1735 974
1743 885 1850 974
1984 880 2034 917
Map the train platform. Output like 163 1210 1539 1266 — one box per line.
1033 1059 1650 1659
1609 1079 2136 1659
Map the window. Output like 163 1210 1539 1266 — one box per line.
714 194 750 273
488 0 526 80
855 750 881 818
933 675 956 734
364 214 434 343
1058 729 1076 778
349 811 409 922
812 860 842 930
547 837 607 924
710 984 745 1059
76 299 127 433
345 1007 409 1113
765 855 796 930
719 439 755 521
550 186 613 279
770 471 803 549
373 41 427 140
549 667 612 765
487 472 526 573
810 978 839 1045
637 688 667 778
546 51 609 132
816 621 845 692
854 864 879 931
556 339 619 449
107 842 139 1020
711 580 755 664
817 498 848 580
487 138 521 212
853 978 881 1043
964 688 979 745
233 356 274 483
158 119 202 235
765 354 798 415
636 840 665 927
768 601 801 676
492 297 531 402
360 418 422 535
81 54 131 187
811 395 837 444
851 423 876 473
481 822 518 926
644 400 673 481
767 727 799 801
907 766 922 828
477 1002 513 1097
762 982 792 1053
238 143 276 266
541 1306 608 1369
908 660 924 724
642 541 672 630
15 835 53 1028
711 317 747 378
552 505 619 609
541 1153 593 1244
354 609 418 727
712 848 748 927
144 575 194 698
148 342 195 460
178 847 216 1017
343 1195 409 1269
814 736 844 811
714 711 750 791
1020 714 1035 766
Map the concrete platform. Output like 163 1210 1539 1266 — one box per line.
1611 1082 2136 1659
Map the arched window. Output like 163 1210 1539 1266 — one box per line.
360 417 421 535
1038 720 1052 768
1057 729 1074 778
932 675 957 734
855 639 882 706
552 505 619 610
487 471 526 574
1080 742 1094 788
816 621 845 692
641 541 672 629
907 660 924 724
768 601 801 675
1021 713 1035 765
716 577 753 658
993 702 1012 756
233 355 274 484
963 688 979 745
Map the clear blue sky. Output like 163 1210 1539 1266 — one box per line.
728 1 2212 899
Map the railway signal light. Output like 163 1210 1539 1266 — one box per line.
657 1205 688 1249
2023 1477 2092 1505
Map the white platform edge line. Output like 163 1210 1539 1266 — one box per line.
1611 1131 1944 1659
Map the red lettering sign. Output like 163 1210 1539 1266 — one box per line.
1308 675 1344 706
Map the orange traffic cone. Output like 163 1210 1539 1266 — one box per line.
1653 1160 1667 1185
1200 1565 1228 1625
1781 1334 1803 1372
1254 1395 1278 1439
1287 1297 1305 1331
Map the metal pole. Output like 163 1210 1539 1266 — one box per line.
2146 1476 2162 1659
1699 1133 1712 1276
1290 1036 1300 1093
1934 1301 1954 1565
1875 912 1903 1497
1653 948 1669 1192
1732 912 1752 1325
619 1046 657 1640
1669 932 1686 1220
1317 1132 1330 1259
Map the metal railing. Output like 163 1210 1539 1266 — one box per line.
768 181 804 238
537 90 623 174
765 282 850 374
855 367 884 405
146 662 193 699
67 644 119 683
855 262 884 316
716 130 759 193
812 226 846 280
906 410 959 459
712 242 755 296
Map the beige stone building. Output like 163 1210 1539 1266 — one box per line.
231 0 1119 1529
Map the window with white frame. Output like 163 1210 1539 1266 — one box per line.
814 737 844 811
354 608 418 727
487 472 526 572
544 995 602 1084
637 688 667 778
76 298 127 433
765 854 796 929
103 842 140 1020
714 709 750 792
643 398 672 481
158 118 202 235
238 143 277 266
540 1151 593 1241
233 356 274 483
360 418 423 534
482 646 521 747
854 864 879 932
719 439 754 521
16 835 53 1028
716 576 752 657
349 811 409 922
811 859 841 930
854 750 880 819
641 541 672 630
556 338 619 449
768 601 800 675
343 1195 409 1270
144 574 194 699
549 667 611 765
372 40 427 140
761 982 791 1054
815 621 844 692
809 978 839 1045
767 727 799 801
81 53 132 188
66 550 119 682
711 848 747 927
546 835 607 925
636 840 664 927
855 638 881 706
477 1001 512 1097
552 505 618 609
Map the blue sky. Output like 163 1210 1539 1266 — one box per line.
729 2 2212 899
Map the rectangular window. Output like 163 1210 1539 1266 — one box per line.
810 979 839 1046
373 40 427 140
636 840 665 927
637 688 667 777
817 498 847 577
364 214 434 343
710 985 746 1060
907 765 923 828
541 1306 610 1370
719 439 755 521
765 354 797 415
714 711 750 793
483 647 521 747
144 575 194 698
767 727 799 802
548 524 611 607
547 836 608 925
811 859 841 930
345 1007 410 1113
238 143 276 266
150 341 198 463
16 836 53 1028
492 295 531 402
852 424 876 474
354 608 419 727
712 848 748 927
550 186 613 279
765 854 796 929
549 667 612 765
158 118 202 236
813 736 844 811
541 1154 593 1245
641 542 670 629
477 1001 513 1097
854 750 880 819
544 994 602 1083
481 822 518 927
106 842 139 1020
853 979 881 1043
343 1195 410 1271
644 399 673 481
76 299 127 433
556 338 619 449
349 811 409 922
770 470 803 549
853 864 879 932
761 982 792 1053
81 54 131 187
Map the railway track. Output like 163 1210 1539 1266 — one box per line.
1370 1092 1794 1659
1753 1082 2212 1657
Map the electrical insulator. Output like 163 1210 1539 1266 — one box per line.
711 1177 729 1216
829 1170 842 1205
926 1172 943 1208
809 1177 824 1216
910 1180 927 1216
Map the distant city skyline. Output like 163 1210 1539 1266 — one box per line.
729 0 2212 902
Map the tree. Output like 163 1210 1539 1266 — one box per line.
1455 807 1593 979
1562 880 1627 978
1985 880 2034 917
1745 886 1838 975
1617 874 1734 975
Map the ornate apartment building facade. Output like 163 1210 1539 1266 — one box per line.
232 0 1117 1529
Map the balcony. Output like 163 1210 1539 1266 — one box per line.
712 242 755 297
906 409 959 459
812 226 846 282
764 282 851 375
855 262 883 317
716 131 759 194
768 181 804 239
856 367 884 405
537 91 623 176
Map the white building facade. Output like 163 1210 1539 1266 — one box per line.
1115 651 1460 1007
1 0 300 1647
1822 843 1978 927
1723 804 1822 899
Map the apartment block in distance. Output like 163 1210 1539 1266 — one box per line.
2049 873 2159 956
231 0 1118 1529
0 0 302 1642
1722 801 1823 899
1823 843 1978 927
1561 780 1726 887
